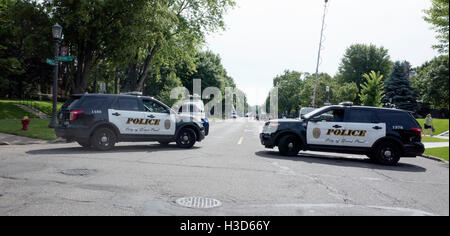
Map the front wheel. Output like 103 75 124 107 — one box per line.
176 128 197 149
374 142 401 166
91 128 117 151
278 135 301 156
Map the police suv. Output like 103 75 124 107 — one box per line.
260 103 425 165
55 94 208 151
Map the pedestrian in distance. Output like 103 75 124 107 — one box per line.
424 114 434 137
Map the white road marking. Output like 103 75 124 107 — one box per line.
237 137 244 145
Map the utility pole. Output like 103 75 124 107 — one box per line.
312 0 329 108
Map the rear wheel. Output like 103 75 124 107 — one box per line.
176 128 197 149
374 142 401 166
91 128 117 151
278 135 301 156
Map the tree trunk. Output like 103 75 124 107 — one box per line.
73 42 94 94
135 44 158 92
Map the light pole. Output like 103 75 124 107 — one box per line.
312 0 329 108
48 23 62 128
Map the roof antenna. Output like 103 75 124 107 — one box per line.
312 0 329 108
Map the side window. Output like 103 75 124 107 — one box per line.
311 108 344 122
116 97 141 111
345 109 376 123
80 97 109 110
143 100 168 114
377 112 415 128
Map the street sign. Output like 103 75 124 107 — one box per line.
46 58 56 66
58 56 73 62
60 46 69 56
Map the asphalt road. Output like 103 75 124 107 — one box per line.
0 119 448 216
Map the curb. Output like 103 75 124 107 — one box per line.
421 154 449 164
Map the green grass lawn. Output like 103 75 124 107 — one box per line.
0 119 57 140
417 119 449 135
0 101 38 119
424 147 449 161
0 99 63 116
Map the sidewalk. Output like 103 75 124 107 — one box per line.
0 132 48 145
423 142 449 149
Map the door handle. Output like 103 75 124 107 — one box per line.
333 125 342 129
373 126 383 130
148 115 155 118
112 112 121 116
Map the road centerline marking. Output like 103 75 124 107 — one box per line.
237 137 244 145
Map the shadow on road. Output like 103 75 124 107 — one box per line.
26 144 200 156
255 151 426 173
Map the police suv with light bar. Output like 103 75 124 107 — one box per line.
55 94 208 151
260 103 425 165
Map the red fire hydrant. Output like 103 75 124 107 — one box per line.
22 116 30 131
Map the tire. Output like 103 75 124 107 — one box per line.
278 135 301 156
374 142 401 166
91 128 117 151
176 128 197 149
366 154 377 162
77 141 91 148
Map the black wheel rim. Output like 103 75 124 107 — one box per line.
179 131 192 145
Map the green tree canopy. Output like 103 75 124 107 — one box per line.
412 55 449 109
424 0 449 54
0 0 53 98
359 71 385 107
384 61 418 111
336 44 393 103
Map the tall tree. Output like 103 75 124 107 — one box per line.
424 0 449 54
273 70 304 116
412 55 449 109
46 0 148 94
359 71 385 107
384 61 417 111
125 0 235 92
336 44 393 103
0 0 53 98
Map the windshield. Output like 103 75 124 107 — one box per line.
303 106 330 119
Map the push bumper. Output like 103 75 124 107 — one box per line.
197 129 206 142
260 133 275 148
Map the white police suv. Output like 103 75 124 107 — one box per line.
260 103 425 165
55 94 208 151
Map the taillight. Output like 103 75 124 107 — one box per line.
70 110 84 122
411 128 422 141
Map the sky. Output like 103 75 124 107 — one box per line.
204 0 440 106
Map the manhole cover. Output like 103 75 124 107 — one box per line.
176 197 222 209
61 169 96 176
